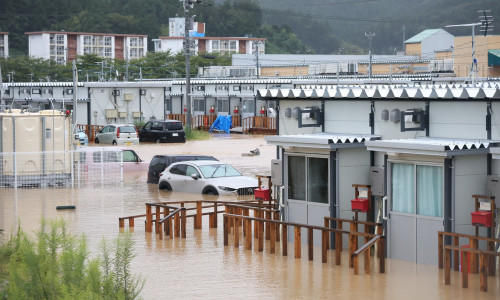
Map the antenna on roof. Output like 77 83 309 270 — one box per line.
445 10 494 86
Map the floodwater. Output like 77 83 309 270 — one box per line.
1 133 499 299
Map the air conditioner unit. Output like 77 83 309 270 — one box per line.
124 94 134 101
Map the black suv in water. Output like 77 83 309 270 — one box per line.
139 120 186 143
147 154 218 184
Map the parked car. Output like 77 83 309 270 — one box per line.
139 120 186 143
77 147 149 172
147 154 218 184
158 160 258 196
76 129 89 145
95 124 139 145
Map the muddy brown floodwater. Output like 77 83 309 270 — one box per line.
1 133 499 299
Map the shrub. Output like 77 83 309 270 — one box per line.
184 127 210 140
0 219 144 300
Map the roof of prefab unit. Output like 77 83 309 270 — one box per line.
266 133 381 149
405 29 442 44
257 84 500 100
366 138 499 157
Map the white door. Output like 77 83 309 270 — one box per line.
388 162 444 265
286 154 329 245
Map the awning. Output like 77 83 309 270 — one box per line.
266 133 381 149
366 137 499 157
488 50 500 67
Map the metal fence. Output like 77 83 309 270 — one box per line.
0 149 124 189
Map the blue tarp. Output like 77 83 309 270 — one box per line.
209 115 231 133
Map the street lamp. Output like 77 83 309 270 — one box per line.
365 32 375 80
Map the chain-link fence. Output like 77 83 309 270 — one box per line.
0 149 124 189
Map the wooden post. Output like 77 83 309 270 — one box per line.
353 255 359 275
223 215 228 246
129 218 134 228
445 248 451 285
213 203 218 228
364 248 371 274
258 219 264 252
379 236 385 274
376 225 382 258
158 219 163 240
308 228 313 261
245 219 252 250
243 208 249 237
470 239 478 274
270 223 276 254
487 241 495 277
282 224 288 256
254 210 259 239
175 212 180 238
479 254 488 292
453 236 459 271
181 208 186 238
349 222 357 268
294 227 301 258
234 216 239 248
146 204 152 232
335 231 341 266
438 232 443 269
462 250 468 288
165 208 170 236
196 201 202 229
322 230 328 263
265 211 271 240
337 220 343 252
324 219 330 250
155 206 161 234
274 211 280 242
119 218 124 228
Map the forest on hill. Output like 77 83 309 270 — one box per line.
1 0 499 56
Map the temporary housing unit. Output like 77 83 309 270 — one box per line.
260 83 500 265
0 109 72 187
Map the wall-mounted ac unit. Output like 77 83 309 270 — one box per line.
132 111 142 118
124 94 134 101
118 111 127 118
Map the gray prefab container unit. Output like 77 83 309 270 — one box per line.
0 109 72 187
261 83 500 265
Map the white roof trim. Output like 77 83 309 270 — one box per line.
366 137 497 157
266 133 381 149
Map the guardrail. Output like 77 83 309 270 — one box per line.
438 231 500 292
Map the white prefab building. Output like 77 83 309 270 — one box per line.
260 83 500 265
153 36 265 55
26 31 148 64
0 32 8 58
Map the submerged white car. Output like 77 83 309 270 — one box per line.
158 160 258 196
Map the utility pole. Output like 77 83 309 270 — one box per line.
0 62 3 106
72 60 78 149
402 25 406 52
365 32 375 81
254 41 261 79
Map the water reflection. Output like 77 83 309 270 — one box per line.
1 135 498 298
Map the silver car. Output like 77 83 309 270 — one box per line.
94 124 139 145
158 160 258 196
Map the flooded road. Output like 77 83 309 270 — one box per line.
1 133 499 299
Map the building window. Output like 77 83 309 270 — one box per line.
212 40 219 51
391 163 443 218
56 34 64 45
229 41 236 51
104 47 112 57
84 36 92 46
104 36 112 46
130 37 138 47
130 48 138 58
84 47 92 54
0 35 4 45
57 46 64 55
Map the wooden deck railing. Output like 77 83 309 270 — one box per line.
438 231 500 292
242 116 276 134
193 114 217 130
223 213 385 275
166 114 186 124
77 124 105 142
